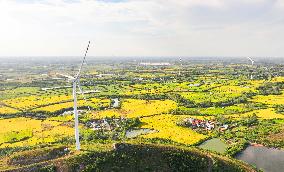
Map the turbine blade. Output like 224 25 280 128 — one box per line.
247 57 254 63
76 41 91 79
77 80 91 111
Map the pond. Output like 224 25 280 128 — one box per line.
125 129 155 138
235 146 284 172
111 98 119 108
198 138 228 154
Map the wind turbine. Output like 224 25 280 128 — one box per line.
247 57 254 66
178 57 182 76
59 41 91 151
247 57 254 80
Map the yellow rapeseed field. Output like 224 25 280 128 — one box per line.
140 114 207 145
1 125 74 148
0 117 74 148
0 106 19 115
251 92 284 105
230 108 284 119
3 95 72 111
270 76 284 82
248 80 265 89
33 98 110 113
0 117 41 145
91 99 177 119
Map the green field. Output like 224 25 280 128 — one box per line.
0 59 283 171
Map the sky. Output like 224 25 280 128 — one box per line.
0 0 284 57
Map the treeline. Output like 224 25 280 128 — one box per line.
113 93 170 101
275 105 284 114
0 80 65 89
257 81 284 95
212 115 283 156
112 91 255 109
0 105 108 120
169 92 255 108
171 103 265 116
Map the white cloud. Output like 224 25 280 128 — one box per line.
0 0 283 57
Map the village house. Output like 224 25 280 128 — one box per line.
88 118 124 131
183 117 230 132
183 117 231 131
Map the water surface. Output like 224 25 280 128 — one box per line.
111 98 119 108
236 146 284 172
126 129 155 138
198 138 228 154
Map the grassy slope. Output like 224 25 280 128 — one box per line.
1 143 256 172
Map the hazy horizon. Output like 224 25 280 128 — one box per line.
0 56 283 59
1 56 284 66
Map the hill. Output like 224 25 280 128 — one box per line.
1 143 256 172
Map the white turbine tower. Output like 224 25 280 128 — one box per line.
247 57 254 80
178 57 182 76
59 41 91 151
